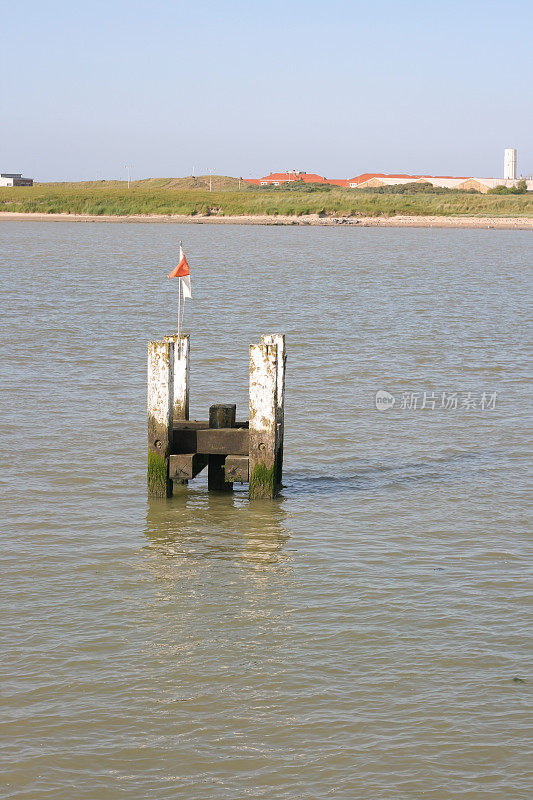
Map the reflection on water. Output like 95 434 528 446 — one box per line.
144 487 291 571
141 490 293 657
137 491 297 738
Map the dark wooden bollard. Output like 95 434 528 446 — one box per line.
208 404 236 491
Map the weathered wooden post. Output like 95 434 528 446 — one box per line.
147 339 174 497
249 342 278 499
262 334 286 487
164 333 190 486
164 334 189 420
208 403 236 491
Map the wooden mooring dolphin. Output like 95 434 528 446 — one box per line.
147 334 286 499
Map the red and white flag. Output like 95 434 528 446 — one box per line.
168 244 192 298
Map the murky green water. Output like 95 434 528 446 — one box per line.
1 221 531 799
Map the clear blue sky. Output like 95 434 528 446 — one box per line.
2 0 532 182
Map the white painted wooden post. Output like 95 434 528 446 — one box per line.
147 339 174 497
249 341 278 499
262 334 286 486
164 333 189 420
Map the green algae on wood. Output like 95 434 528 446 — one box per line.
147 450 171 497
249 462 276 500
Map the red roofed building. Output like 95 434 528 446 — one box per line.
326 178 350 188
243 171 331 187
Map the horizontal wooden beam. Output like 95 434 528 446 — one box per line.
173 419 209 430
173 428 201 454
173 423 249 454
196 428 249 456
225 455 249 483
169 453 208 480
172 419 249 430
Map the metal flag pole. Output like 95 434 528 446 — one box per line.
177 240 182 343
177 277 181 341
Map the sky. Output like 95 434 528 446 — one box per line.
1 0 532 182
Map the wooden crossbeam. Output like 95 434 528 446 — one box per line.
196 428 249 456
224 455 249 483
169 453 208 480
172 420 248 430
173 422 249 457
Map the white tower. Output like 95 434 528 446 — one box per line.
504 148 517 180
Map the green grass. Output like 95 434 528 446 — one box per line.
1 180 531 218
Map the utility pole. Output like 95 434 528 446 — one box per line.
205 167 215 192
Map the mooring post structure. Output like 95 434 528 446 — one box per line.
249 340 279 499
147 330 286 500
147 339 174 497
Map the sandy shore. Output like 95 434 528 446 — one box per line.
0 211 531 229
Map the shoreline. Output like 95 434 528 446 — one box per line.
0 211 531 229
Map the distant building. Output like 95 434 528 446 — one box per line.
244 150 531 192
504 148 517 180
244 171 335 187
0 173 34 187
347 173 496 192
347 174 532 193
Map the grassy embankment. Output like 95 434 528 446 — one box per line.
1 177 532 218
